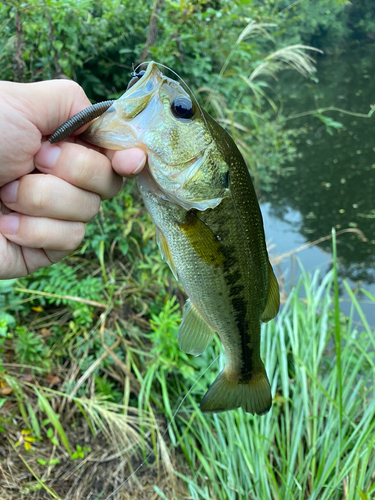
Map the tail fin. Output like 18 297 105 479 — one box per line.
200 366 272 415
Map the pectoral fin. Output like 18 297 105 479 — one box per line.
261 261 280 323
178 211 225 267
156 227 178 280
178 299 215 356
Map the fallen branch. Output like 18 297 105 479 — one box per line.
14 287 108 309
271 227 366 265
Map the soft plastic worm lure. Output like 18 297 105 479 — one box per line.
48 100 115 144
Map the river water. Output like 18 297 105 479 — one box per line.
261 42 375 325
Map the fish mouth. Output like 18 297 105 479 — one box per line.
83 62 166 149
124 62 159 96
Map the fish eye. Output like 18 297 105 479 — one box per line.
171 97 194 119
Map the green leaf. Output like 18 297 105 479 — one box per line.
27 403 41 439
36 389 72 457
314 113 343 134
51 436 60 447
357 488 369 500
153 485 169 500
49 458 61 465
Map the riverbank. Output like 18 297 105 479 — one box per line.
1 261 374 499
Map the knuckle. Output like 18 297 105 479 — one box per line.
60 80 86 101
33 218 49 245
71 148 97 187
83 193 101 222
29 175 53 211
107 175 123 199
68 222 85 250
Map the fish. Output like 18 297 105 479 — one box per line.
77 62 280 415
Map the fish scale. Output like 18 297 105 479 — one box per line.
50 61 280 415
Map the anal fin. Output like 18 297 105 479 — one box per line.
261 260 280 323
178 299 215 356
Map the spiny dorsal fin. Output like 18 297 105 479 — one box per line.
156 227 178 280
177 211 225 268
261 260 280 323
178 299 215 356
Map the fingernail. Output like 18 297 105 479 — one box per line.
34 142 61 168
1 181 19 203
0 215 19 234
132 155 147 176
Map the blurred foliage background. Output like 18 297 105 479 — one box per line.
1 1 375 499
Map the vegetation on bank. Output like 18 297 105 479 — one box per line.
1 249 375 499
0 1 375 498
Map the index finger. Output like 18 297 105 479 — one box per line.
3 79 93 136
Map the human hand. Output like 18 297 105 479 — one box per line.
0 80 146 279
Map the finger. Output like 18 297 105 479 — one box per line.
0 213 85 251
0 237 57 278
5 80 93 136
1 175 101 222
0 236 71 278
108 149 147 177
34 141 123 200
21 247 71 271
0 80 93 187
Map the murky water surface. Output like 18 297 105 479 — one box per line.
261 43 375 324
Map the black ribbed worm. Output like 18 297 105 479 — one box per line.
48 100 115 144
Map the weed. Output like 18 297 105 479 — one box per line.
14 328 51 371
71 444 91 460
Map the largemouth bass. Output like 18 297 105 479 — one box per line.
54 63 280 415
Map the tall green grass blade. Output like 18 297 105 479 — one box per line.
343 282 375 350
27 402 41 438
4 375 30 428
360 288 375 304
332 229 343 466
153 485 169 500
35 388 72 457
357 488 369 500
74 399 96 437
98 239 108 284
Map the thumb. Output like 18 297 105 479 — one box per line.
109 149 147 177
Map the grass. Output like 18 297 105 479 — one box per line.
159 263 375 500
2 241 374 499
